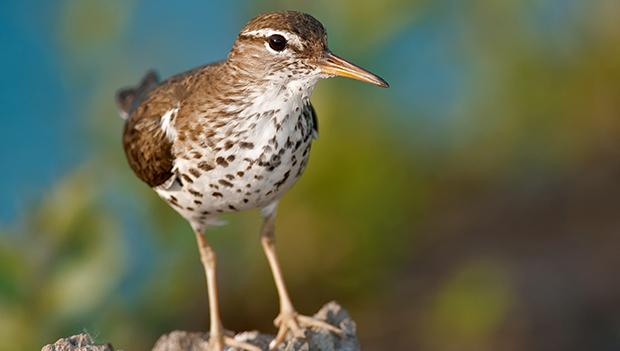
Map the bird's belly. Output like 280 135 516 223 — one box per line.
155 133 313 228
155 95 317 229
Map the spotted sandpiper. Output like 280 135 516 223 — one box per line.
117 11 388 351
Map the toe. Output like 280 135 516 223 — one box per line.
269 326 288 350
288 319 304 338
269 310 342 350
224 336 261 351
297 315 343 335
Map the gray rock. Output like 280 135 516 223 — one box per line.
41 333 114 351
42 302 360 351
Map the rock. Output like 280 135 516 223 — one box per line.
42 302 360 351
41 333 114 351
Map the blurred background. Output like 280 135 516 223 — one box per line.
1 0 620 350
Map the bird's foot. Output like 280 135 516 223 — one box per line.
269 309 343 350
208 334 261 351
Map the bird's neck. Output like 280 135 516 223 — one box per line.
220 57 319 105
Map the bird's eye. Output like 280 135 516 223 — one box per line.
268 34 287 52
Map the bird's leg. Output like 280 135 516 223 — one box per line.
259 208 342 350
194 230 260 351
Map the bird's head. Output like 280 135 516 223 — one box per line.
228 11 388 90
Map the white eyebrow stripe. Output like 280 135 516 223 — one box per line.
240 29 303 50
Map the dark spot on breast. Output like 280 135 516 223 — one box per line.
189 168 201 178
216 157 229 167
169 195 178 202
181 174 194 183
228 205 237 211
198 161 214 171
212 192 223 198
201 210 210 215
188 189 203 197
226 155 235 162
243 198 249 203
186 206 194 211
194 200 202 205
218 179 233 187
224 140 234 150
240 142 254 149
236 171 244 177
192 151 203 159
275 170 291 188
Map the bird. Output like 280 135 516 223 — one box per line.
116 10 388 351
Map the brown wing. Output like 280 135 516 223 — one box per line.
122 112 175 188
119 63 225 188
119 71 180 187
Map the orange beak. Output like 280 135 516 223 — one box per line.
319 51 389 88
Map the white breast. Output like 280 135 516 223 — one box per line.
155 80 318 230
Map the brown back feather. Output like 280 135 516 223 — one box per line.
120 64 226 187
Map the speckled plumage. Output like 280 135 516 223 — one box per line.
117 11 388 350
120 12 323 231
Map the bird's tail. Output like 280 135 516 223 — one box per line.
115 70 160 120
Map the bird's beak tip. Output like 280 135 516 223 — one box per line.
377 78 390 89
319 52 389 89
